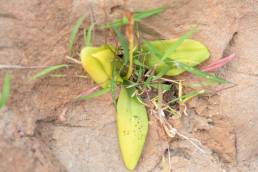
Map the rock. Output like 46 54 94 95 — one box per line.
0 109 67 172
220 12 258 163
1 0 258 171
37 95 167 172
155 140 225 172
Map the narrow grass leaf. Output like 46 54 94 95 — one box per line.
0 73 11 109
126 82 139 88
168 90 205 105
144 70 156 88
30 64 68 80
84 23 95 46
68 16 85 56
161 28 196 60
50 74 66 78
143 41 163 58
79 87 111 100
112 26 129 74
150 83 171 91
172 61 228 84
133 6 167 22
133 58 148 68
101 6 167 29
101 17 128 29
185 81 217 88
134 58 146 83
182 90 205 103
152 65 170 80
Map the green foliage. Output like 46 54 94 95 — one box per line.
102 6 167 29
171 61 228 84
143 38 227 84
25 6 232 171
72 6 232 170
68 16 85 56
116 86 148 170
144 38 210 76
84 23 95 46
150 83 171 91
161 28 196 60
79 87 111 100
0 74 11 109
133 6 167 22
112 26 129 75
168 90 205 105
30 64 68 80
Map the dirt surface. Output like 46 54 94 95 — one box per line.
1 0 258 171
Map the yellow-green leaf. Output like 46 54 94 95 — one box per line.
80 45 121 88
116 86 148 170
144 39 210 76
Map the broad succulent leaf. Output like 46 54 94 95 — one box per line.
116 86 148 170
144 39 210 76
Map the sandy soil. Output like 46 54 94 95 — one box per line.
0 0 258 171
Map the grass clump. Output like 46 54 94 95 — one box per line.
33 6 235 170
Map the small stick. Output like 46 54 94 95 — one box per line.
0 64 53 69
168 144 172 172
76 85 100 98
66 56 81 64
160 77 180 84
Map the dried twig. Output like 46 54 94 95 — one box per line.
0 64 52 69
154 82 207 153
66 56 81 64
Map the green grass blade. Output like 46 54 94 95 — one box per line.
30 64 69 80
0 73 11 109
101 6 167 29
144 75 153 88
143 41 163 58
133 6 167 22
84 23 95 46
68 16 85 56
101 17 128 29
125 82 139 88
50 74 66 78
112 26 129 74
168 90 205 105
133 58 148 68
79 87 111 100
152 65 170 80
161 28 196 60
181 90 205 103
171 61 228 84
111 61 117 107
